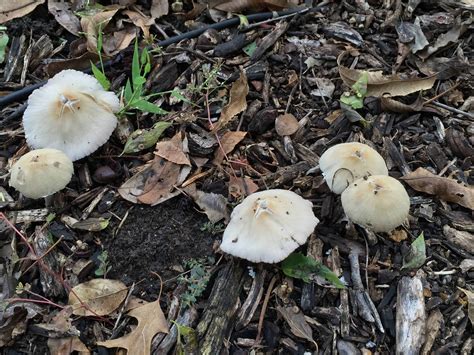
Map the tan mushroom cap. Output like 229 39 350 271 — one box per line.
220 189 319 263
319 142 388 194
9 148 73 199
23 69 120 161
275 113 300 136
341 175 410 233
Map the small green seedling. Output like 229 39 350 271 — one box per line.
340 71 368 109
200 221 225 235
95 250 112 277
179 258 214 308
90 23 111 90
122 121 172 154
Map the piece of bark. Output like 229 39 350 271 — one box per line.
443 225 474 255
396 274 426 355
235 267 266 330
259 161 311 189
421 309 443 355
33 226 65 298
251 21 289 62
197 261 245 354
301 234 324 311
153 307 198 354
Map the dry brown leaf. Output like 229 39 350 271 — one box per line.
80 6 122 54
48 1 81 36
151 0 169 18
185 185 229 223
212 71 249 132
123 10 154 40
229 175 259 198
154 132 191 165
102 25 136 56
48 336 90 355
401 168 474 210
44 52 99 76
213 131 247 164
338 52 436 97
458 287 474 326
68 279 128 317
118 153 188 206
276 305 317 347
0 0 45 23
97 299 169 355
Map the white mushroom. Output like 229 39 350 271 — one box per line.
319 142 388 194
341 175 410 233
9 148 74 199
220 189 319 263
23 69 120 161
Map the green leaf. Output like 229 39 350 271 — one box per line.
281 253 346 289
132 39 141 90
340 94 364 109
171 88 191 104
132 99 168 114
90 61 111 90
122 121 172 154
124 79 133 103
402 232 426 270
243 41 257 57
0 31 9 64
173 321 198 355
352 71 368 98
97 23 104 53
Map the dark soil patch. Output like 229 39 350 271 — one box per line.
107 196 215 297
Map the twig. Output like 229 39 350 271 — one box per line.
255 274 278 344
430 101 474 120
423 82 460 106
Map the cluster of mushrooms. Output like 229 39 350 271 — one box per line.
8 69 410 267
221 142 410 264
9 70 120 199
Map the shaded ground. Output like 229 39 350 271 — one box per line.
107 197 215 297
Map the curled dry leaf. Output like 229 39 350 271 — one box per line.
213 131 247 164
185 184 229 223
229 175 259 198
68 279 128 316
123 10 154 40
212 0 296 12
80 5 125 55
276 305 317 347
97 299 169 355
0 0 45 23
401 167 474 210
338 52 437 97
275 113 299 136
212 71 249 132
48 1 81 36
155 132 191 166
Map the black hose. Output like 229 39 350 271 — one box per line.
0 6 311 108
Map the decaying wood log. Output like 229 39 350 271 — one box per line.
396 273 426 355
196 260 246 354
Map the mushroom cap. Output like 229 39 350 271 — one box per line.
341 175 410 233
220 189 319 263
319 142 388 194
9 148 74 199
23 69 120 161
275 113 300 136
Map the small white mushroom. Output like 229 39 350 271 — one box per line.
220 189 319 263
319 142 388 194
9 148 74 199
341 175 410 233
23 69 120 161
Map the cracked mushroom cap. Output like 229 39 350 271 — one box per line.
341 175 410 233
319 142 388 194
9 148 74 199
23 69 120 161
220 189 319 263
